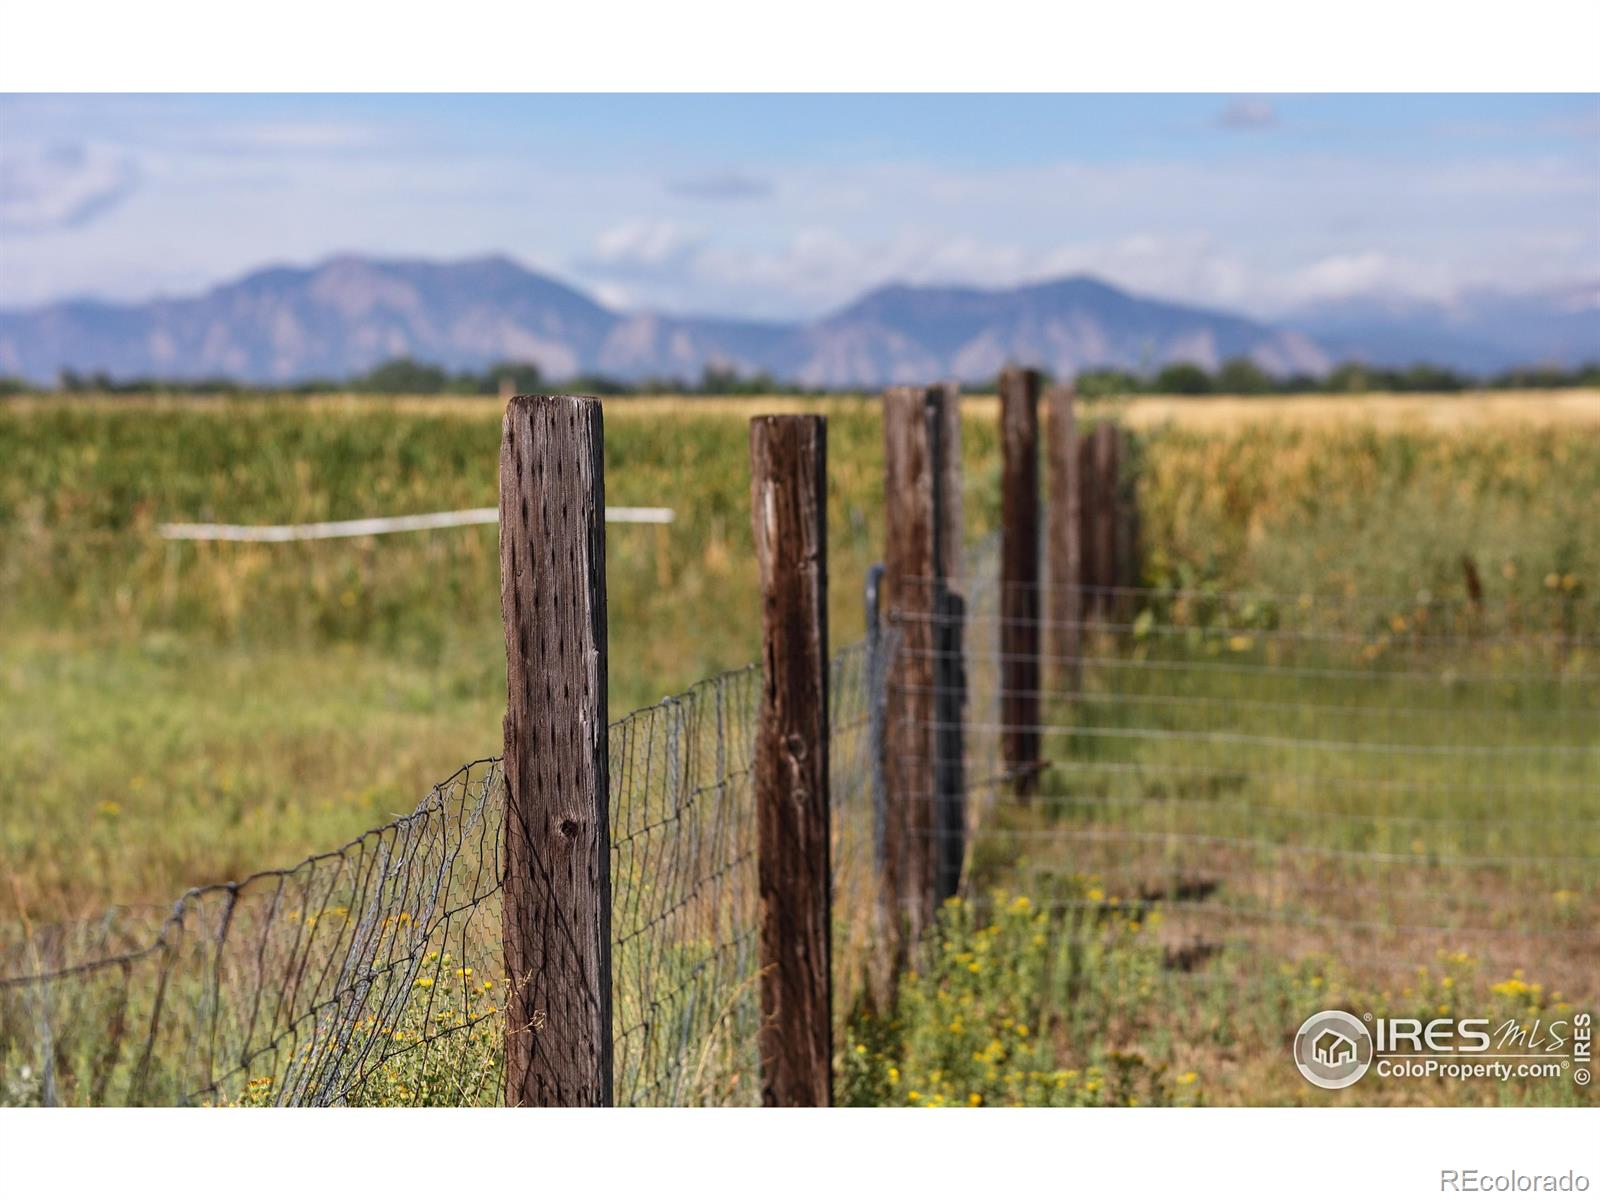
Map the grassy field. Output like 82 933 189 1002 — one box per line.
0 396 910 922
2 389 1597 1105
2 390 1595 915
840 596 1597 1105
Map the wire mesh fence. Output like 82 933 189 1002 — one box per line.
608 666 762 1106
610 638 883 1104
5 529 1592 1105
887 543 1600 1035
0 760 505 1107
0 640 884 1107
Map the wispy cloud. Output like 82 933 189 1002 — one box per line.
588 219 704 270
221 120 390 151
180 119 402 158
666 172 772 201
1216 98 1277 131
1282 250 1452 307
0 142 140 233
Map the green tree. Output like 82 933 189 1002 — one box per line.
1214 356 1273 395
354 358 449 394
562 372 632 396
1397 363 1467 392
1074 369 1140 398
1324 361 1376 393
484 360 544 395
699 364 782 395
1153 362 1212 395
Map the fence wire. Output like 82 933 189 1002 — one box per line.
887 540 1600 1019
16 533 1585 1106
1 640 883 1107
610 639 883 1104
0 761 505 1107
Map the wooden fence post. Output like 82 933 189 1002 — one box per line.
749 415 832 1107
881 386 941 960
1076 433 1097 621
999 367 1042 798
1046 383 1081 692
499 394 613 1107
1090 421 1120 622
927 382 966 906
1113 425 1140 610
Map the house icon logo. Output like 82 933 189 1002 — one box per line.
1313 1028 1358 1068
1293 1010 1373 1089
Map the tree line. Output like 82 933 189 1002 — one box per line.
2 360 806 398
3 355 1598 398
1070 357 1600 397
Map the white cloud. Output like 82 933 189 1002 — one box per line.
666 172 772 201
582 223 1289 319
1032 233 1253 308
588 280 637 310
0 142 139 233
1283 251 1443 305
589 220 703 270
558 152 1595 319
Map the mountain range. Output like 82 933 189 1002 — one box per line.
0 254 1594 386
1290 284 1600 377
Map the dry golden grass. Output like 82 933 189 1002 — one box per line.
12 386 1600 429
1111 388 1600 430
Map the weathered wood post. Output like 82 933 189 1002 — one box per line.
1090 421 1121 622
927 383 966 907
1046 383 1081 692
1076 433 1098 622
999 367 1042 798
880 384 965 961
882 386 934 960
749 414 832 1107
1113 424 1140 615
499 394 613 1107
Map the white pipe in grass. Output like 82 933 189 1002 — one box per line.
158 506 674 542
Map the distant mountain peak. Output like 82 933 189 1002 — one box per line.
3 253 1590 386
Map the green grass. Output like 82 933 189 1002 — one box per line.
857 561 1597 1106
1 633 501 918
841 891 1592 1106
2 392 1597 1106
0 397 920 922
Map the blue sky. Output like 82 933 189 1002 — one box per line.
1 94 1596 319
